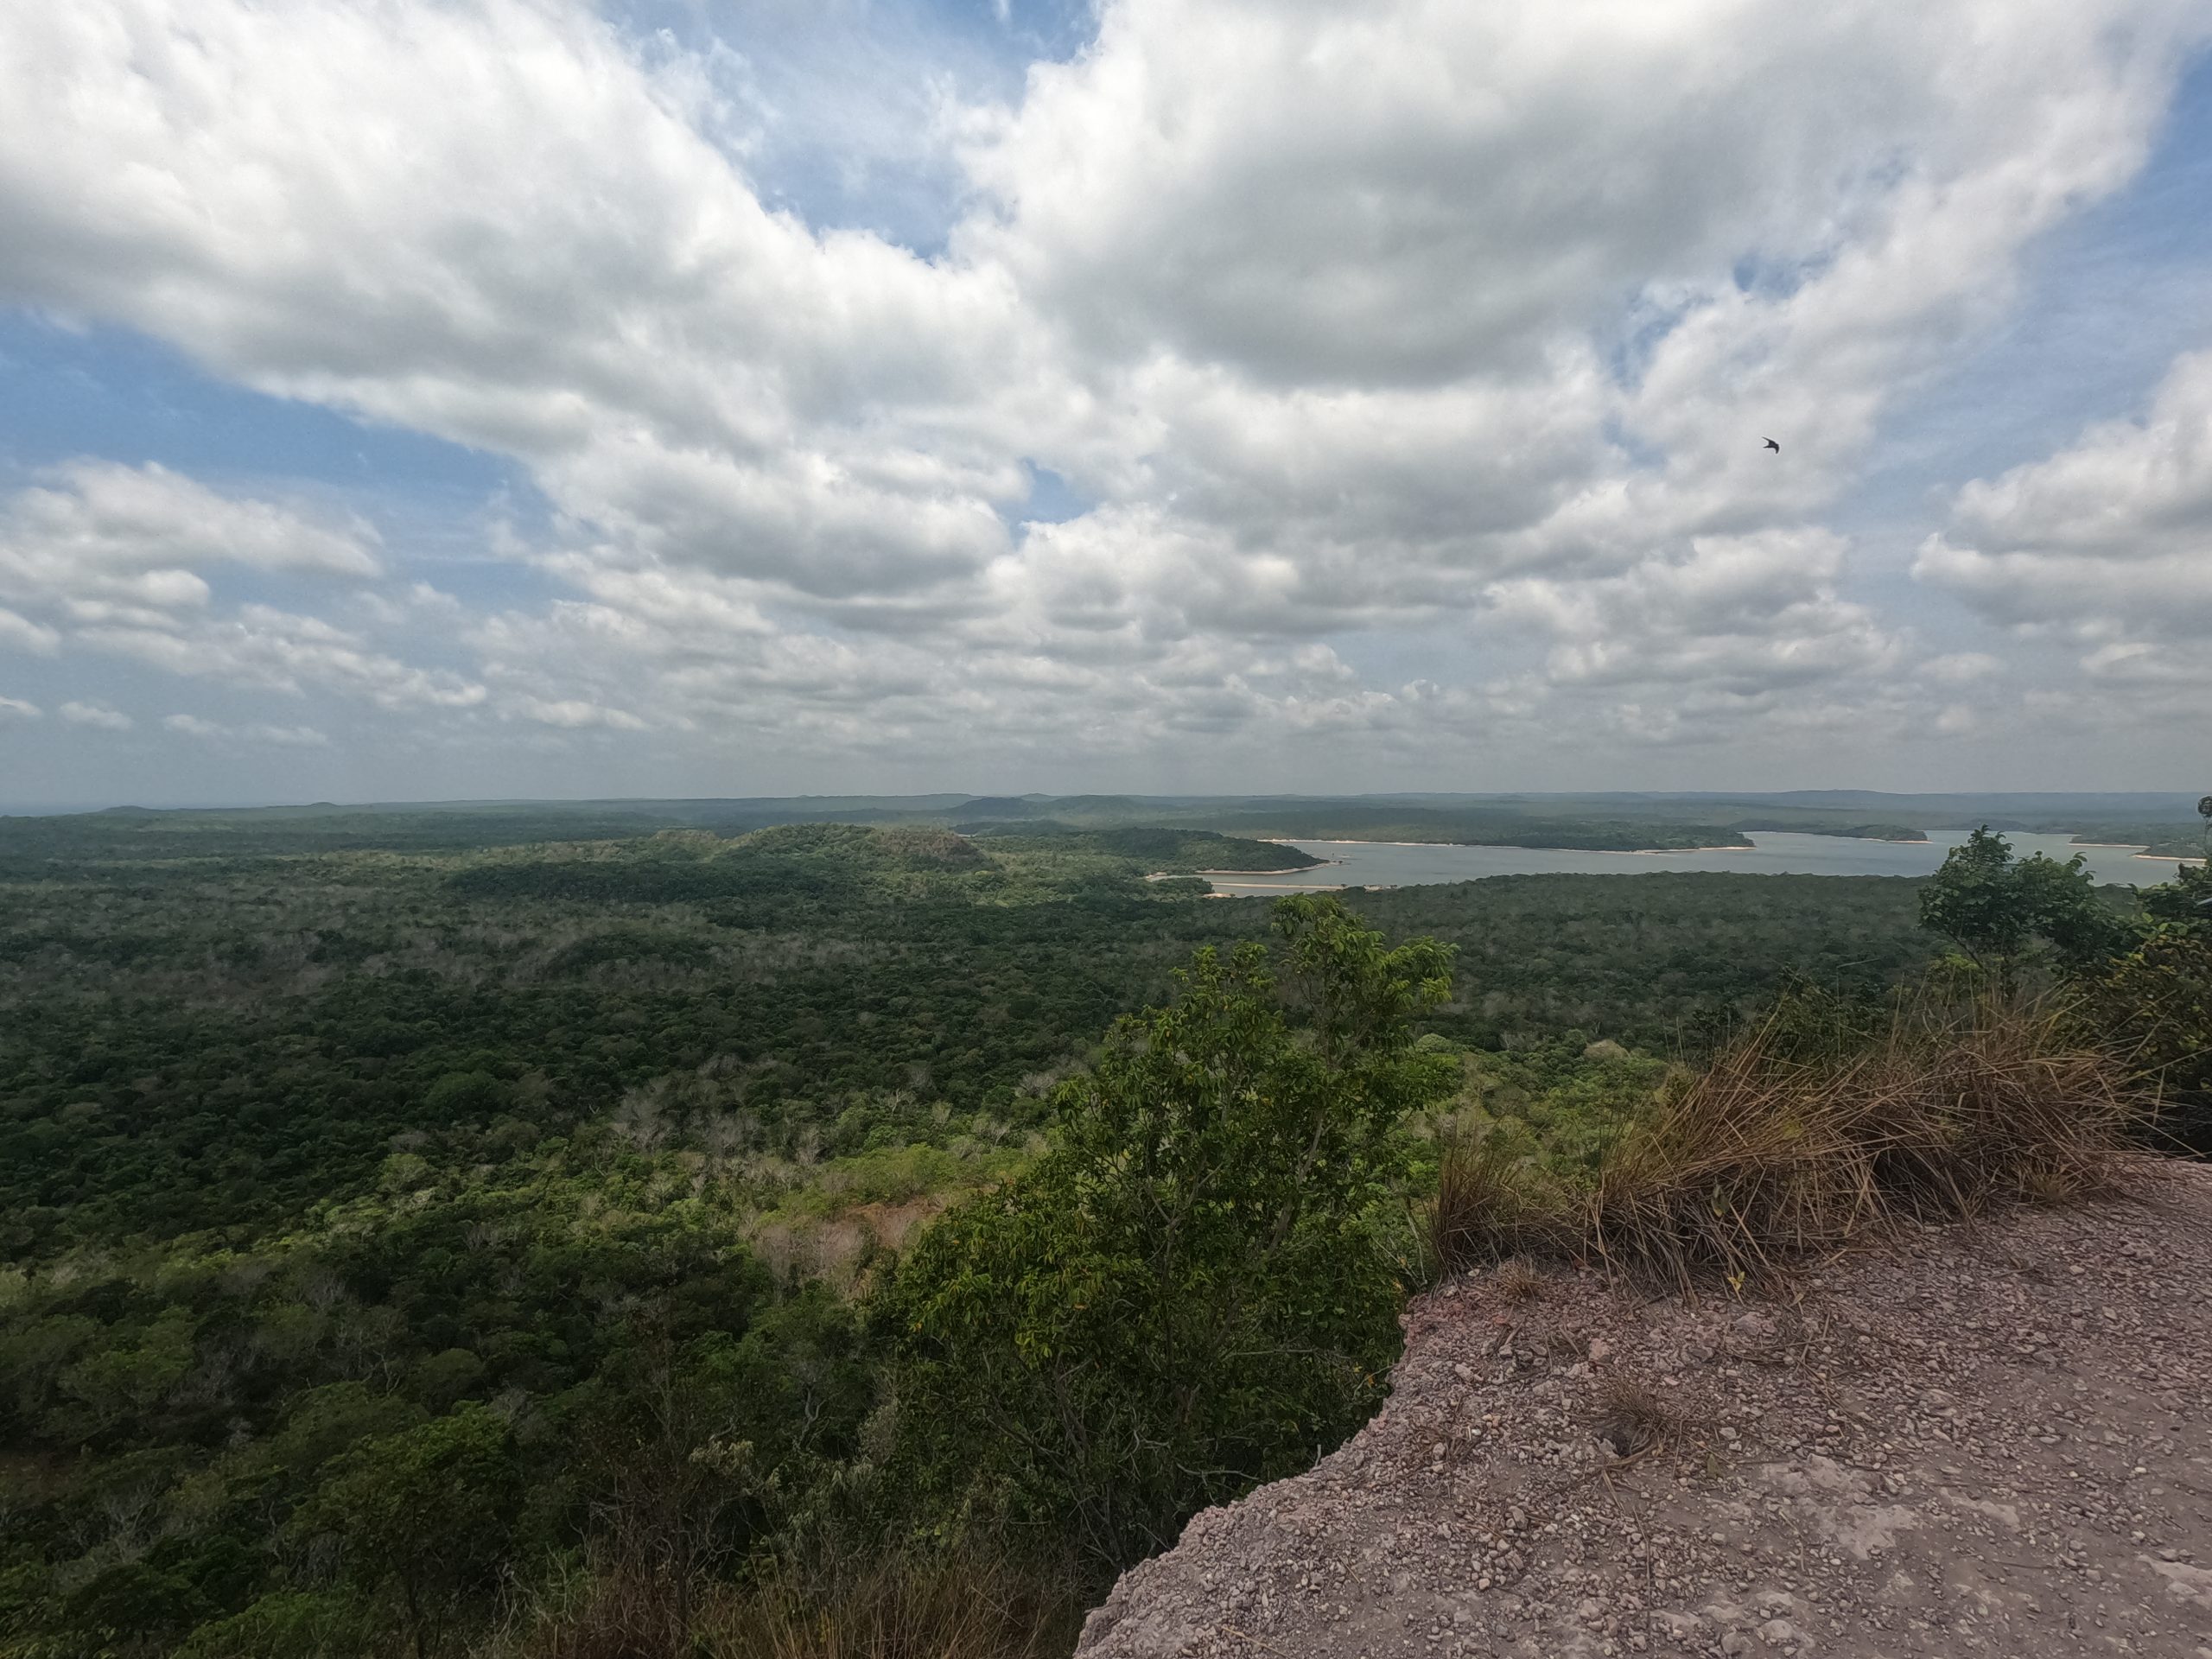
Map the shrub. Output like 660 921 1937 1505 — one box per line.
1919 827 2129 986
175 1592 369 1659
502 1549 1075 1659
2070 914 2212 1154
879 895 1456 1576
701 1552 1076 1659
289 1402 521 1658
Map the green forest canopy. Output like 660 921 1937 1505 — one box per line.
2 807 2199 1656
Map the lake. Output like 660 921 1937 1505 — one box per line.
1203 830 2183 894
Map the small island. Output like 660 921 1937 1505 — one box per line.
1732 820 1929 842
957 823 1328 874
1227 819 1756 853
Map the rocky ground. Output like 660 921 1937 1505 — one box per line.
1077 1162 2212 1658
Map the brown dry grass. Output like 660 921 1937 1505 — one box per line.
1429 997 2140 1292
701 1556 1076 1659
502 1553 1078 1659
503 1558 691 1659
1427 1138 1548 1282
1587 1375 1678 1457
1490 1257 1545 1305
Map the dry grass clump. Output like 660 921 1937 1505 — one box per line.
1490 1257 1545 1306
1429 998 2139 1292
1587 1375 1678 1457
503 1558 691 1659
700 1555 1075 1659
505 1551 1077 1659
1427 1134 1554 1277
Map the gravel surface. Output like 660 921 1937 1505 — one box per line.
1077 1162 2212 1658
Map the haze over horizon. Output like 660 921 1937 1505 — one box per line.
9 787 2208 822
4 2 2212 804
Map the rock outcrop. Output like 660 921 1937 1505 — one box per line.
1078 1164 2212 1658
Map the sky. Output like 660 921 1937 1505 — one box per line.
3 0 2211 807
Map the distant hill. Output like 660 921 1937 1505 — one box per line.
7 791 2198 861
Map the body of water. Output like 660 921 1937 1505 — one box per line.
1204 830 2185 895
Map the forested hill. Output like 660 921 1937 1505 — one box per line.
0 820 1943 1261
13 790 2200 858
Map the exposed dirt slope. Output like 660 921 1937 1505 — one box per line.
1078 1163 2212 1658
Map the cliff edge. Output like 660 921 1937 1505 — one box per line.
1078 1163 2212 1658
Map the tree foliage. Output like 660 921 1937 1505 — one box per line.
2072 859 2212 1154
290 1403 520 1657
1918 826 2128 984
0 810 2049 1656
880 896 1455 1575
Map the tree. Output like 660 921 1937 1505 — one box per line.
880 895 1456 1576
2141 856 2212 929
1918 827 2126 988
290 1402 519 1659
2074 861 2212 1154
175 1591 368 1659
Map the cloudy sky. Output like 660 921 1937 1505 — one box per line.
3 0 2210 806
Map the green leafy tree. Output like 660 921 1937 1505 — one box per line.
54 1306 198 1432
1918 827 2126 987
2074 861 2212 1154
2141 856 2212 928
175 1591 369 1659
56 1560 203 1657
290 1402 519 1658
880 895 1456 1576
266 1382 427 1483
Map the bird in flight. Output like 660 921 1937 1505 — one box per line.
1763 437 1781 453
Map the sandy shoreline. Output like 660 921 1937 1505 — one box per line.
1144 862 1333 880
1192 883 1395 898
2065 842 2191 861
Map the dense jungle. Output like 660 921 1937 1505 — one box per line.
2 805 2205 1658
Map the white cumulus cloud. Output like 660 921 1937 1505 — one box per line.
0 464 482 711
58 701 135 730
0 606 60 656
162 713 331 747
1916 348 2212 657
0 0 2205 784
